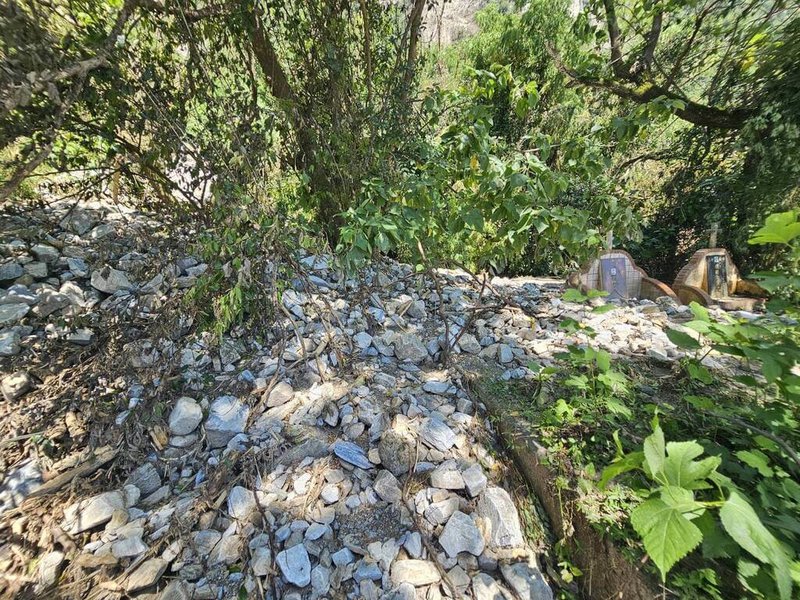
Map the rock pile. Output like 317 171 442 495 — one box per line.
2 200 744 598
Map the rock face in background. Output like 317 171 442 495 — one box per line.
419 0 491 46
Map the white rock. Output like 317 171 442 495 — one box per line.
276 544 311 587
394 333 428 363
0 303 29 326
35 551 65 591
439 511 485 557
477 487 524 548
472 572 512 600
462 464 488 497
61 490 129 534
251 546 272 576
500 562 553 600
1 371 31 401
205 395 249 448
169 397 203 435
91 265 133 294
126 558 168 593
227 486 257 521
391 560 441 586
267 382 294 407
420 417 456 452
430 461 465 490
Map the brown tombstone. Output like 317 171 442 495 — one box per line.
672 248 767 311
566 249 679 302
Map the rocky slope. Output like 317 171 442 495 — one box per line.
0 199 732 599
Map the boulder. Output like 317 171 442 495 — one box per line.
91 265 133 294
204 396 249 448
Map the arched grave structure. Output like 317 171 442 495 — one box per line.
672 248 767 311
567 249 679 302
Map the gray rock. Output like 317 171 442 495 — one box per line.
391 560 441 586
24 261 48 279
126 558 168 593
205 396 249 448
0 330 21 356
35 551 65 591
333 440 373 470
193 530 222 556
394 333 428 363
0 262 23 282
31 244 59 265
1 371 32 401
373 470 402 503
472 572 512 600
227 486 257 520
251 546 272 576
430 461 465 489
112 535 148 558
276 544 311 587
422 380 451 395
439 511 485 557
500 562 553 600
353 331 373 349
378 431 414 476
462 464 488 497
0 303 29 326
158 580 192 600
60 209 96 235
209 532 242 565
266 381 294 407
424 497 459 525
66 328 94 345
331 547 355 566
91 265 133 294
498 344 514 363
169 397 203 435
311 564 331 596
126 463 161 495
354 561 382 582
420 417 456 452
458 333 482 354
1 284 37 305
477 487 524 548
61 489 132 534
67 257 89 278
34 290 70 316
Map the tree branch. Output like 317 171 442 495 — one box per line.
602 0 627 78
547 44 753 129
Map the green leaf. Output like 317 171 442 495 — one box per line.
598 451 644 489
687 362 713 384
689 301 711 322
662 441 721 489
666 328 702 350
631 498 703 581
562 288 587 302
720 491 793 600
591 303 616 314
643 425 666 479
736 450 774 477
659 485 702 514
748 211 800 245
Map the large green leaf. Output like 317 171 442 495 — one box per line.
748 211 800 245
662 441 721 489
598 451 644 489
720 491 793 600
666 328 702 350
631 498 703 581
643 425 665 480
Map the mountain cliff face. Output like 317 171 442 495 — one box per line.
419 0 491 46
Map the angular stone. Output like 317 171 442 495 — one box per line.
227 486 257 521
0 261 23 282
276 544 311 587
169 397 203 435
333 440 373 470
193 530 222 556
500 562 553 600
424 497 459 525
353 331 373 349
1 284 37 305
67 257 89 278
251 546 272 576
420 417 456 452
35 551 65 591
1 371 32 401
378 430 414 476
391 560 441 586
266 382 294 407
209 533 242 565
477 487 524 548
458 333 482 354
498 344 514 364
205 396 249 448
24 261 48 279
430 461 465 490
112 535 148 558
60 209 96 235
0 330 21 356
422 381 451 395
373 470 401 503
61 490 128 534
0 303 29 326
126 558 168 593
91 265 133 294
472 573 512 600
394 333 428 363
126 463 161 495
462 464 488 497
439 511 485 557
66 328 94 345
